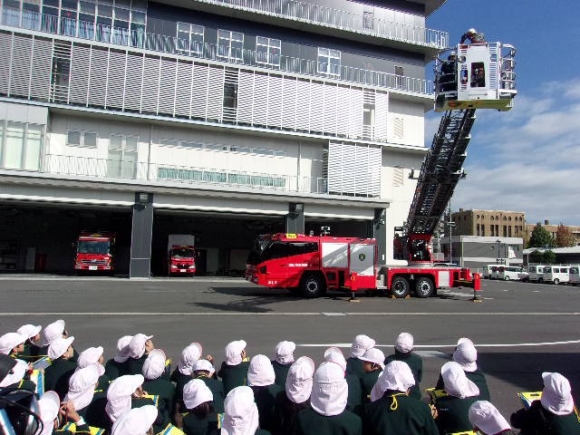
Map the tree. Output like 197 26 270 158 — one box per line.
555 223 575 247
527 223 555 248
542 250 557 264
529 250 544 263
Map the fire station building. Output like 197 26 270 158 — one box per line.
0 0 447 277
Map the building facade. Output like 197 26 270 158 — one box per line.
0 0 447 276
451 209 526 239
524 221 580 246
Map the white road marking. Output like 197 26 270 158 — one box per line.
1 312 580 316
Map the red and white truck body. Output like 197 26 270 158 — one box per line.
74 231 116 272
167 234 196 276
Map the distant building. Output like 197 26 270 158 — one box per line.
451 209 526 238
524 220 580 246
440 235 523 269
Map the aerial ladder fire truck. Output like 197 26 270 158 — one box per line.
245 40 517 298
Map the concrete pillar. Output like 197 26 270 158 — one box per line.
370 208 387 264
130 192 154 278
286 203 305 234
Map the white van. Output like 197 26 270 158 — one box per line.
489 265 500 280
569 266 580 285
543 266 571 285
497 266 526 281
482 264 497 279
527 265 545 283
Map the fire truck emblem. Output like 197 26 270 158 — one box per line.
358 253 366 261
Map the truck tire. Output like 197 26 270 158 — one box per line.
301 274 326 298
415 277 435 298
553 278 560 285
391 276 410 298
504 276 510 281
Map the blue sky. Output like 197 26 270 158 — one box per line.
425 0 580 225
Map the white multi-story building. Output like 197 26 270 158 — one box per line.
0 0 447 276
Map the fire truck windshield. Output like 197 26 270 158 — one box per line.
77 241 111 255
246 236 272 265
171 248 195 258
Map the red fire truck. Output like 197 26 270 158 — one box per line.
74 231 116 273
245 40 517 298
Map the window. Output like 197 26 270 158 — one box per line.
107 134 137 179
217 30 243 62
317 48 341 77
363 11 374 30
1 121 42 171
67 130 97 148
256 36 281 67
395 65 404 88
177 22 204 56
470 62 485 87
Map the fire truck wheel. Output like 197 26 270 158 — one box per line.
391 277 410 298
414 277 435 298
301 274 326 298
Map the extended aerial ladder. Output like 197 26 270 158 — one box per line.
398 41 517 263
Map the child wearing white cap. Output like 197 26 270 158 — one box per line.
181 379 217 434
126 333 155 376
296 361 361 435
77 346 109 391
111 404 158 435
194 358 225 415
434 361 481 434
142 349 175 433
222 386 270 435
247 354 282 434
323 347 364 416
385 332 424 400
346 334 375 377
0 357 35 392
39 319 79 362
218 339 250 395
38 391 92 435
106 374 155 425
271 340 296 387
365 360 438 435
17 324 42 361
104 335 133 381
44 336 77 400
65 364 111 430
0 332 27 357
469 400 515 435
358 347 385 402
171 342 203 414
511 372 580 434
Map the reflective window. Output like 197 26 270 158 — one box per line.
318 47 341 77
256 36 281 68
217 29 244 62
176 22 204 56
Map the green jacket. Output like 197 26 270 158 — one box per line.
104 358 129 380
296 407 362 435
435 368 490 401
271 360 292 386
196 374 225 414
435 394 479 434
217 361 250 395
511 400 580 435
363 391 439 435
360 370 381 403
346 357 364 378
44 358 77 400
182 411 219 435
143 377 176 433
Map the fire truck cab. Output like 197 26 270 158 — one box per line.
74 231 116 273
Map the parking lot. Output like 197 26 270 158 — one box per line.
0 275 579 420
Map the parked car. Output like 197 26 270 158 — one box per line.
543 265 571 285
497 266 527 281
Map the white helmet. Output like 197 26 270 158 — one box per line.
468 28 476 34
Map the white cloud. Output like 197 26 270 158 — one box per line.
425 79 580 225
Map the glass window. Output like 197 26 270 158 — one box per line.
471 62 485 87
4 122 25 169
67 130 81 145
107 135 137 179
317 47 341 77
176 22 204 56
217 29 244 62
24 125 42 171
256 36 281 67
61 0 78 10
84 131 97 147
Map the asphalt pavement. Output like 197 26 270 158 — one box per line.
1 275 579 421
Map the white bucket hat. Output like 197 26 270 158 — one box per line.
225 340 247 366
441 361 480 399
370 360 415 402
541 372 574 415
48 336 75 360
247 354 275 387
42 320 66 346
111 404 158 435
17 324 42 341
106 374 145 423
78 346 105 376
193 359 215 376
394 332 414 353
274 341 296 365
222 386 259 435
453 340 478 372
183 378 213 410
358 348 385 369
285 356 315 404
114 335 133 363
0 332 27 355
323 347 347 371
0 358 27 387
177 342 203 376
128 334 153 359
38 391 61 435
142 349 167 380
310 362 348 417
468 400 511 435
350 334 375 358
65 364 100 411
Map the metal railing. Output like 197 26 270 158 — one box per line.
40 153 381 197
191 0 448 48
0 5 433 95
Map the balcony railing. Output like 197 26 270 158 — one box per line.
39 154 377 198
0 5 433 95
191 0 448 49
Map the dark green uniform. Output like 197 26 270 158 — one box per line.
274 390 309 435
435 368 490 401
217 361 250 395
251 384 283 434
296 407 362 435
271 360 292 386
126 355 147 376
19 342 42 362
363 391 438 435
44 358 77 400
435 394 479 434
346 357 364 378
196 374 225 414
105 358 129 380
77 391 111 434
511 400 580 435
360 370 381 403
346 373 364 416
182 410 219 435
385 350 423 400
171 368 192 412
143 377 176 433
